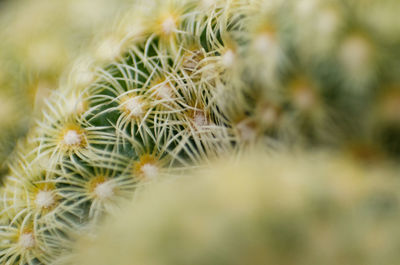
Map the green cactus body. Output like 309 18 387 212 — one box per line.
0 0 133 175
65 151 400 265
0 0 258 263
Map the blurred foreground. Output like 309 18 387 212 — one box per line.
67 152 400 265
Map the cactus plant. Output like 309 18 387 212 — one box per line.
0 0 259 263
1 0 400 263
0 0 132 174
64 151 400 265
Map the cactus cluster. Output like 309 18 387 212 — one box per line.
0 0 258 263
65 152 400 265
0 0 131 173
0 0 400 264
